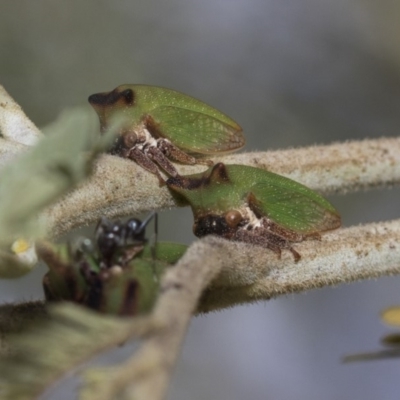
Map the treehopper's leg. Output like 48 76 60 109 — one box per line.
127 147 166 185
146 146 179 177
234 227 301 262
158 139 213 166
262 218 321 242
234 228 282 259
303 232 321 241
289 247 301 262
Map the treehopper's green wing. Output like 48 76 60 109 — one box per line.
247 171 340 235
149 106 243 154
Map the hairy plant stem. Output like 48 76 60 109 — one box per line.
37 136 400 237
1 87 400 400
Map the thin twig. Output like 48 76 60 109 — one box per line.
0 85 43 145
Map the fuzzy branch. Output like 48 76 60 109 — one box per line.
1 88 400 400
1 99 399 237
197 219 400 312
38 136 400 237
2 216 400 399
0 86 43 145
79 217 400 399
80 239 223 400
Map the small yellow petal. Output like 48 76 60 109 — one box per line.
381 306 400 327
10 239 38 268
11 239 31 254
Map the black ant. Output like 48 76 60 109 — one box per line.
95 211 158 268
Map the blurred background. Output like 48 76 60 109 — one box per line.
1 1 400 399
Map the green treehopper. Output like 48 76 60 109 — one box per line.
88 85 245 183
166 163 341 262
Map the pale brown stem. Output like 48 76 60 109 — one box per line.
37 136 400 238
80 239 223 400
80 217 400 399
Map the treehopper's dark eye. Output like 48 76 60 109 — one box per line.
121 89 134 105
193 215 230 237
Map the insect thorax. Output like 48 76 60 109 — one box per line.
135 125 159 151
241 206 264 230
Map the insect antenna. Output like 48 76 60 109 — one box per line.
135 211 157 237
124 211 159 280
141 211 159 281
125 211 158 280
151 212 158 276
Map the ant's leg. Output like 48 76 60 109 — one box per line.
152 212 158 254
149 212 159 281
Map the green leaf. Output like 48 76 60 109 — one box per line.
40 241 187 316
0 107 121 277
0 303 142 400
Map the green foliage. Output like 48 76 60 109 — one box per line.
0 304 141 400
40 241 187 315
0 107 118 277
